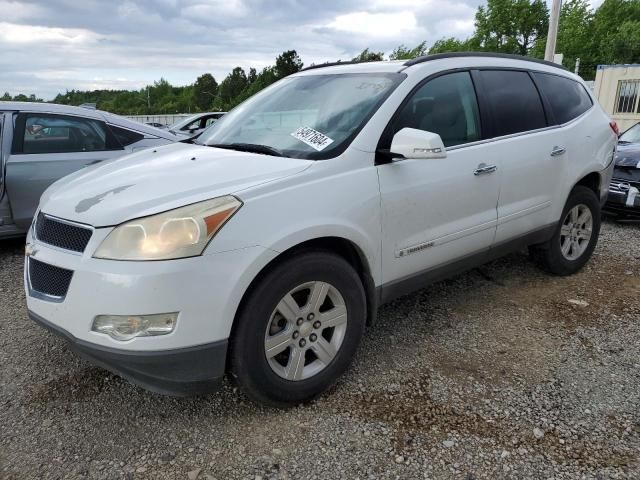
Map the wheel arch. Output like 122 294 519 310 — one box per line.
227 236 378 371
573 171 601 199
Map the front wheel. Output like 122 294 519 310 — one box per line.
230 251 366 407
530 186 601 276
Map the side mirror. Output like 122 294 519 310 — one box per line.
390 127 446 159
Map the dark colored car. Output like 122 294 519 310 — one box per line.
605 122 640 220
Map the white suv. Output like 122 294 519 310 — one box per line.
25 53 616 406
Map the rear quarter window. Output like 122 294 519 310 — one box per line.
109 125 145 147
531 72 593 125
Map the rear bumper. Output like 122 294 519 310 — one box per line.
29 310 227 396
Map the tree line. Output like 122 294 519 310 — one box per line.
2 0 638 115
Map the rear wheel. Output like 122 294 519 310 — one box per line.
530 186 601 276
230 251 366 407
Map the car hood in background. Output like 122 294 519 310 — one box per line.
615 144 640 169
40 142 313 227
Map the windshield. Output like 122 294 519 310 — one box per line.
619 123 640 144
197 73 405 159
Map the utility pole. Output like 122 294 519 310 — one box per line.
574 57 580 75
545 0 562 62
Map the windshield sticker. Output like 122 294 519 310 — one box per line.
291 127 334 151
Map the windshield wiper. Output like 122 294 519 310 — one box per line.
208 143 284 157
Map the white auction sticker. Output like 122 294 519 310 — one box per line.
291 127 334 151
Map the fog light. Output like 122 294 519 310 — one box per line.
92 313 178 341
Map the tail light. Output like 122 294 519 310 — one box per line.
610 121 619 136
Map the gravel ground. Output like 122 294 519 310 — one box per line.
1 219 639 479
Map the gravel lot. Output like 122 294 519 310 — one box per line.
1 219 639 479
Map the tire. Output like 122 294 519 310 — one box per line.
230 250 367 407
529 186 601 276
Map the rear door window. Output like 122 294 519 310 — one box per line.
15 113 119 154
478 70 547 137
531 72 593 124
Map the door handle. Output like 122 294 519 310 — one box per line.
474 163 497 176
550 146 566 157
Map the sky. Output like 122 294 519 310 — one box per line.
0 0 604 100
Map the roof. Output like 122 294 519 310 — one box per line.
403 52 567 71
0 101 105 118
295 60 405 75
296 52 568 76
0 101 178 140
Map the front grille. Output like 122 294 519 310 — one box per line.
35 212 92 253
610 178 640 193
28 258 74 299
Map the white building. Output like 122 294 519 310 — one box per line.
593 64 640 132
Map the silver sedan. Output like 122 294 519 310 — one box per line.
0 102 180 239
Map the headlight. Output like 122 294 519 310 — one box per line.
94 196 242 260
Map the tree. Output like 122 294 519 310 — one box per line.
217 67 248 109
601 20 640 64
247 67 258 84
389 41 428 60
1 92 11 101
428 37 473 54
230 66 277 107
592 0 640 65
275 50 303 78
473 0 549 55
193 73 218 111
352 48 384 62
531 0 594 68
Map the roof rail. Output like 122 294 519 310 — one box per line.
299 52 568 73
403 52 567 70
300 60 370 72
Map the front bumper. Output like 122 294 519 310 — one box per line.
604 178 640 218
30 310 226 395
24 224 278 395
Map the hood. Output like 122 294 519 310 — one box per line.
615 143 640 169
40 142 313 227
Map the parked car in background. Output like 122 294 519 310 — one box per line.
145 122 167 129
167 112 226 137
0 102 179 239
605 122 640 220
25 54 616 406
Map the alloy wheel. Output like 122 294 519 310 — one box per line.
264 281 348 381
560 204 593 261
